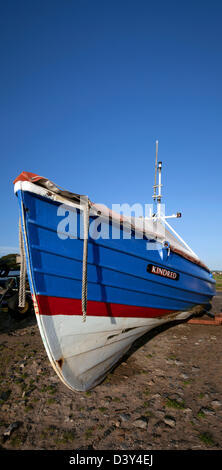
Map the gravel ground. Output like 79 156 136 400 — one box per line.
0 295 222 451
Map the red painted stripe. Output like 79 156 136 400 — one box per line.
35 295 175 319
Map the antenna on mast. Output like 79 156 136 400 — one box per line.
153 140 158 203
151 140 182 220
152 140 163 216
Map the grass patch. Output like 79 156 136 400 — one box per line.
47 398 57 405
197 411 205 419
183 380 192 386
85 428 93 439
168 354 177 360
143 401 150 408
165 398 185 409
103 373 112 383
62 430 75 442
55 430 75 444
213 273 222 291
199 432 215 446
47 385 57 394
39 384 57 394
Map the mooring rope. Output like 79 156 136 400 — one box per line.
82 200 90 322
18 217 27 308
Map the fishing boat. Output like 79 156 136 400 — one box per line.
14 142 216 391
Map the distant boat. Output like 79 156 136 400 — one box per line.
14 144 216 391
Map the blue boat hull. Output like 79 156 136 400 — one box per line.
16 188 215 318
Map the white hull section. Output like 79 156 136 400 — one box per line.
35 310 193 391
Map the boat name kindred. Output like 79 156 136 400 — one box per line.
147 264 180 280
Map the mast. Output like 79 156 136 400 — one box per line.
149 141 197 257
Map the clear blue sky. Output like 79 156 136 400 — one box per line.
0 0 221 269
